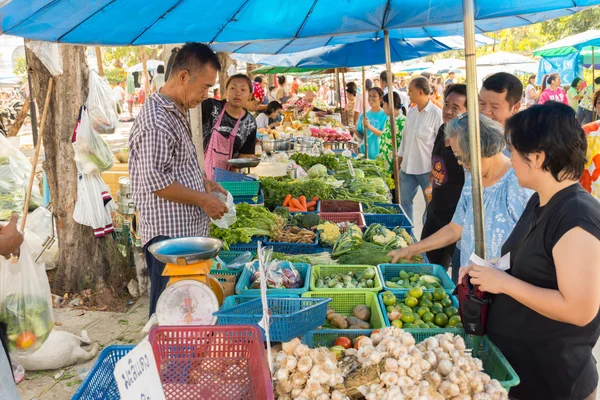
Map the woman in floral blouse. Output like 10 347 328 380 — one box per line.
378 91 405 175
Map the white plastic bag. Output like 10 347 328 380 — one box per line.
210 191 237 228
87 71 118 135
22 207 58 268
26 41 63 76
73 173 116 233
73 109 114 174
0 243 54 356
0 135 42 220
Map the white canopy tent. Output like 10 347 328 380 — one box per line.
476 51 538 87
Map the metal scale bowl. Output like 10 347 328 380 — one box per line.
149 237 224 326
227 157 261 174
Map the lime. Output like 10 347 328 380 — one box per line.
441 297 453 308
422 292 433 302
410 275 419 283
404 296 419 308
391 319 403 328
433 288 446 301
431 303 444 314
434 313 449 327
448 315 462 327
445 306 459 318
414 318 423 325
409 287 423 299
404 323 417 329
412 306 419 313
423 312 435 323
454 323 464 329
420 299 434 309
400 312 415 324
426 322 437 329
386 305 396 313
417 306 430 317
418 323 429 329
382 291 397 306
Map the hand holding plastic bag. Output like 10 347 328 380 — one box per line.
0 243 54 356
210 192 237 228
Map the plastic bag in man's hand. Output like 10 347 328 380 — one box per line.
0 243 54 356
210 192 237 228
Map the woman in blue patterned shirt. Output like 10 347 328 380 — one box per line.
389 113 532 267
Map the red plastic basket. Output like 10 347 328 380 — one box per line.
320 200 363 213
148 325 274 400
319 212 366 232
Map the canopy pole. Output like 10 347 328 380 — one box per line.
463 0 486 259
594 48 596 121
384 30 401 202
362 66 368 159
335 68 341 108
342 72 348 125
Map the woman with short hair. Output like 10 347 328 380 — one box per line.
255 101 282 129
356 87 387 159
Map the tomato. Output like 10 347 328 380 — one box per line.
334 337 352 349
371 329 381 335
353 335 368 350
15 331 36 349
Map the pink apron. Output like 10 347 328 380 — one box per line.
204 105 243 180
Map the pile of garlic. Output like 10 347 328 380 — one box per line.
272 338 350 400
354 327 508 400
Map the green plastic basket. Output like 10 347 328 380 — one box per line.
302 328 520 391
310 265 383 292
378 290 459 327
221 181 260 196
301 291 386 329
378 263 456 292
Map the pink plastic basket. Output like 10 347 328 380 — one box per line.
320 200 363 213
319 212 366 232
148 325 274 400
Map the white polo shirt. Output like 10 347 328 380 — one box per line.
398 100 443 175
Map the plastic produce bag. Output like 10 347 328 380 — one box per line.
0 243 54 356
22 208 58 269
210 191 236 229
73 108 114 174
73 173 116 236
215 251 253 271
26 41 63 76
0 135 42 221
87 71 118 135
245 247 303 289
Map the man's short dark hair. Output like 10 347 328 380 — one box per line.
410 76 432 95
157 65 165 74
382 92 401 110
380 71 390 84
265 101 282 115
170 43 221 79
254 76 263 84
482 72 523 107
506 102 586 182
444 84 467 108
346 82 357 96
277 75 286 85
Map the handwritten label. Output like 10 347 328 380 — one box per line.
114 341 166 400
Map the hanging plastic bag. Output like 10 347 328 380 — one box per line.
87 71 118 135
25 41 63 76
73 173 116 236
0 243 54 356
73 108 114 174
0 135 42 221
210 191 237 229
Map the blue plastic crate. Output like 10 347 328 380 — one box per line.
264 231 320 254
72 345 135 400
377 263 455 291
228 236 266 251
233 189 265 205
378 290 459 327
235 262 311 295
220 294 300 309
214 297 332 342
213 167 257 182
363 203 413 228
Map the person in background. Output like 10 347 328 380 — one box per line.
567 77 583 111
357 87 387 159
354 80 372 125
391 113 532 268
291 77 300 95
398 76 443 223
538 73 569 105
267 85 277 102
580 89 600 199
250 80 267 113
202 74 258 179
380 70 409 112
344 82 358 126
479 72 523 127
421 84 467 272
378 91 406 187
577 77 600 125
398 78 407 92
256 101 282 129
463 102 600 400
435 76 444 98
373 78 381 88
112 81 125 115
151 65 166 93
275 75 289 103
429 89 443 110
444 71 456 86
213 88 220 99
326 83 336 106
524 74 538 109
126 73 136 120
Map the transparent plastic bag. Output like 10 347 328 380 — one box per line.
0 243 54 356
215 251 253 271
73 109 114 174
25 41 63 76
210 191 237 229
87 71 118 135
245 248 302 290
0 135 42 221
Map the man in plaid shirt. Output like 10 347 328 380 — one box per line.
129 43 228 316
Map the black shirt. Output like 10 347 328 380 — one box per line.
429 124 465 220
201 98 257 157
487 183 600 400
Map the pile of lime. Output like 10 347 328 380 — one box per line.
381 287 462 329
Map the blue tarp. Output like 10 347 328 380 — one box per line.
0 1 597 45
536 53 583 85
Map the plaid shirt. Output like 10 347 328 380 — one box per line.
129 93 209 245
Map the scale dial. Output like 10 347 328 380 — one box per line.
156 280 219 326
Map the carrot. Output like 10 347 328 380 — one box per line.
306 200 317 209
311 196 319 202
283 194 292 207
307 206 316 211
299 195 307 210
288 207 304 212
290 198 303 210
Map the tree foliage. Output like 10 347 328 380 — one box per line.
102 46 159 69
13 57 27 83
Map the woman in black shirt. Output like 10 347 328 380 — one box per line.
460 102 600 400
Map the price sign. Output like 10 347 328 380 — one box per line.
113 341 166 400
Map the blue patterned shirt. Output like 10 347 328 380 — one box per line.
452 169 533 267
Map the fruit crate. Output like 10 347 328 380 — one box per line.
221 180 260 197
72 345 135 400
301 291 386 330
213 167 257 182
233 189 265 205
149 325 274 399
235 262 311 295
220 294 299 309
310 264 383 292
363 203 413 228
213 297 332 342
320 200 363 213
319 212 366 232
378 290 459 327
302 329 520 391
378 263 456 292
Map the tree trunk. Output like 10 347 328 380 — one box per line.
141 47 150 98
7 95 30 137
217 52 232 100
246 63 258 78
95 47 104 76
26 43 131 294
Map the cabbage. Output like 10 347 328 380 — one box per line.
353 169 365 179
308 164 328 178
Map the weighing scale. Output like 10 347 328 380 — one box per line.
148 237 224 326
227 157 261 175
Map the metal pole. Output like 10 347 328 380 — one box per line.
362 66 368 159
384 30 401 202
463 0 486 259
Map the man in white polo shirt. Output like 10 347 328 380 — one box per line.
398 76 443 223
